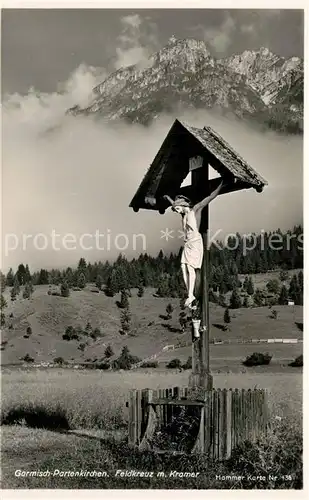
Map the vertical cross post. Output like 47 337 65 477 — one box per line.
189 159 213 392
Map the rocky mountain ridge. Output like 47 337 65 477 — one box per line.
69 37 303 133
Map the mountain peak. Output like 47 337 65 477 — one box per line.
68 37 303 134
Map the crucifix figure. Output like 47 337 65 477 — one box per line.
164 179 224 309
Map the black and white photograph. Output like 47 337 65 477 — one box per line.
0 3 305 492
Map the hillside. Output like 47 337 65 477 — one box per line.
1 273 303 367
68 37 303 133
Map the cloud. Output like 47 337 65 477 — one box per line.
114 14 159 70
200 14 237 54
1 65 303 272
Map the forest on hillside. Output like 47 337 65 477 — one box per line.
1 226 303 311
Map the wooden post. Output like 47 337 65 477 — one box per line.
189 159 213 391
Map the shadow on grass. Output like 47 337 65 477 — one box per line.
1 404 70 431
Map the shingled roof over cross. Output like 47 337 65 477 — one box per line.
129 119 268 213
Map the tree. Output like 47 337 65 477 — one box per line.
77 272 86 289
242 276 249 292
253 289 264 307
78 258 87 271
95 275 103 291
24 264 31 283
137 283 144 297
288 275 300 303
224 307 231 325
243 295 250 308
218 293 226 307
23 283 33 299
120 307 132 336
37 269 49 285
114 345 140 370
266 279 280 295
13 276 20 296
118 289 129 309
229 289 242 309
156 273 170 297
166 303 174 320
10 288 17 302
1 294 7 310
6 268 14 287
26 326 32 335
61 281 70 297
0 272 6 293
247 277 254 295
84 321 93 336
104 344 114 359
279 270 289 281
278 285 289 305
104 271 118 297
16 264 27 285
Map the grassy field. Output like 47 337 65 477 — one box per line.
1 274 303 489
1 368 302 430
1 368 303 489
1 279 303 366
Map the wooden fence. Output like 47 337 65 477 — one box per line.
128 387 269 459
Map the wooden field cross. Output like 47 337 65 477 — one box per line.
130 119 267 391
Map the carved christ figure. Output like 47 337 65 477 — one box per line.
164 180 224 308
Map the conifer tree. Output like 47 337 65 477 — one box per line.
224 307 231 325
278 285 289 305
229 289 242 309
247 277 254 295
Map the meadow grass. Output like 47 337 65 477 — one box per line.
1 416 302 489
1 368 302 430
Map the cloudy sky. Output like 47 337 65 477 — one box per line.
1 9 304 271
2 9 304 95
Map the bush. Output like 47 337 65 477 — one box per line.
94 361 111 370
104 345 114 358
243 352 272 367
140 361 158 368
182 356 192 370
54 357 65 365
166 358 182 369
60 282 70 297
113 346 141 370
21 353 34 363
62 326 79 341
289 354 303 367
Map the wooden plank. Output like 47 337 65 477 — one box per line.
231 389 235 450
218 389 225 461
252 390 256 442
136 390 142 444
139 389 157 451
221 389 227 460
192 406 205 454
167 387 173 424
226 389 232 459
150 399 205 407
204 390 211 457
247 389 251 441
128 389 137 446
264 390 269 434
213 390 219 460
234 389 239 447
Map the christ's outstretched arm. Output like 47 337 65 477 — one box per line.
193 180 224 213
